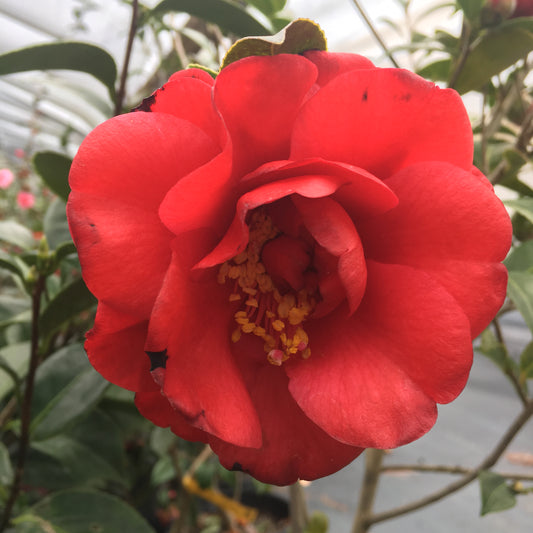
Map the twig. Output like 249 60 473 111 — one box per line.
448 20 472 90
289 482 309 533
350 0 400 68
0 274 46 532
381 464 533 482
114 0 139 115
366 399 533 526
351 449 385 533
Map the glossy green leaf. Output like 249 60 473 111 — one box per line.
247 0 286 15
508 271 533 333
0 220 36 250
43 198 71 250
38 277 96 338
222 18 326 69
505 198 533 225
478 328 517 375
30 344 108 440
455 20 533 93
417 58 451 82
479 470 516 515
0 250 26 280
0 342 31 402
33 152 72 202
18 489 156 533
54 241 77 263
0 42 117 99
505 240 533 272
31 435 124 487
150 0 272 36
457 0 485 22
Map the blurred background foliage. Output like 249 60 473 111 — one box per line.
0 1 533 532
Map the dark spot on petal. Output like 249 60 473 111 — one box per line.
146 349 168 370
89 223 95 228
399 92 412 102
362 89 368 102
232 462 243 472
132 93 157 112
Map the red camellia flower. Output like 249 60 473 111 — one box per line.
513 0 533 16
67 49 511 485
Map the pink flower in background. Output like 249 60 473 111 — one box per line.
17 191 35 209
0 168 14 189
14 148 25 159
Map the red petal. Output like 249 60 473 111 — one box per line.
292 196 367 313
291 68 473 178
68 113 220 317
145 231 262 449
357 162 512 336
85 303 157 392
214 54 317 176
135 391 208 442
208 335 362 485
303 50 374 87
134 72 221 144
287 262 473 448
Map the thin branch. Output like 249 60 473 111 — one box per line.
351 449 385 533
0 274 46 532
350 0 400 68
289 482 309 533
381 464 533 482
448 20 472 90
366 399 533 526
114 0 139 115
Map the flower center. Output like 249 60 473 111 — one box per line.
217 211 316 366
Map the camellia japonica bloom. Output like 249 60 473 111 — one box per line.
67 49 511 485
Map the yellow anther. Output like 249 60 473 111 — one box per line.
242 322 256 333
242 287 257 296
272 320 285 332
234 311 247 319
253 326 266 337
302 347 311 359
288 307 307 325
231 328 242 343
245 298 259 308
229 293 241 302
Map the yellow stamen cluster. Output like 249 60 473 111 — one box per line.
217 211 314 366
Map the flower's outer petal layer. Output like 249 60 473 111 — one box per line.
134 73 220 143
290 68 473 178
287 261 474 448
292 196 366 313
303 50 374 87
145 231 262 449
214 54 318 176
358 162 512 337
135 391 209 442
86 303 156 392
68 113 219 318
209 335 363 486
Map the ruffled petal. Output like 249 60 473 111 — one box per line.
68 113 220 317
292 196 366 313
303 50 374 87
209 335 362 485
85 303 157 392
291 68 473 178
145 230 262 449
214 54 318 176
135 391 209 442
287 261 473 448
357 162 512 336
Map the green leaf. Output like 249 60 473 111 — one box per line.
149 0 272 36
0 42 117 99
0 342 31 402
0 442 13 486
32 152 72 202
505 240 533 272
479 470 516 515
0 220 36 250
508 271 533 333
54 241 77 264
30 344 108 440
0 250 26 280
456 0 485 22
304 511 329 533
19 489 156 533
519 341 533 382
505 198 533 225
43 198 71 250
31 435 124 487
38 277 96 338
247 0 286 15
222 18 326 69
454 20 533 94
417 58 451 82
